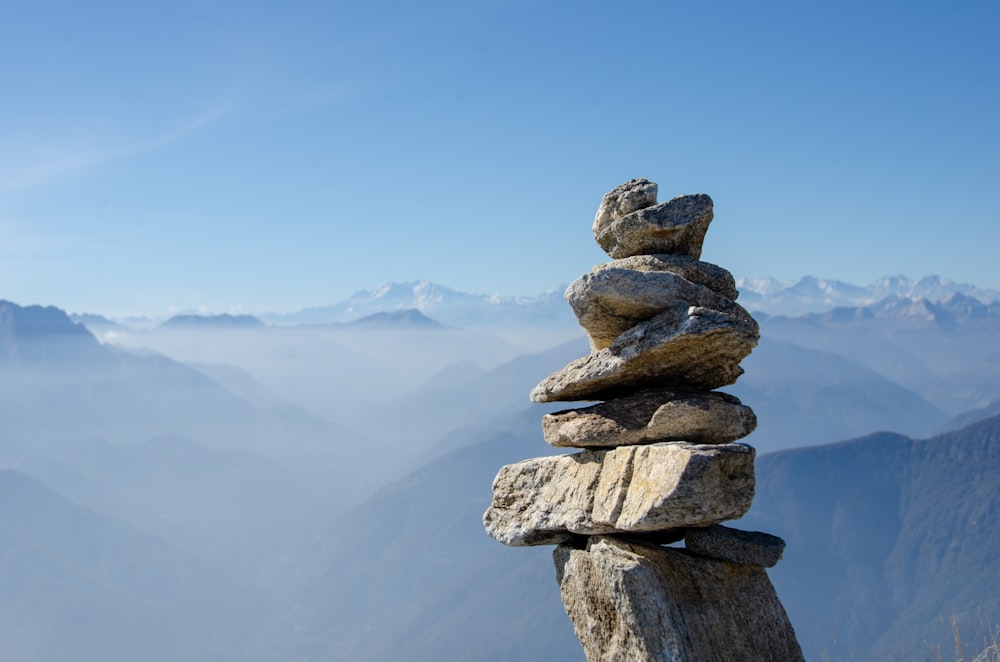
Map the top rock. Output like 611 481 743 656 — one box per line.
593 179 714 259
592 178 659 239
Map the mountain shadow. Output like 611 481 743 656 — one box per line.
726 337 947 451
741 415 1000 660
257 406 582 662
264 412 1000 661
0 470 265 662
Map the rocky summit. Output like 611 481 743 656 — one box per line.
483 178 802 660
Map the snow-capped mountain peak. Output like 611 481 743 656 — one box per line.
258 276 1000 325
736 275 999 316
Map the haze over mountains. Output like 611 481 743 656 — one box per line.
3 273 999 661
261 411 1000 662
72 273 1000 329
70 273 1000 447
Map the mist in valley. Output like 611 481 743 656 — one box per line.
2 288 1000 660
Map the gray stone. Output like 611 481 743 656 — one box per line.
530 302 759 403
591 253 738 300
483 442 755 546
566 267 748 350
684 524 785 568
553 536 804 661
592 178 659 240
542 387 756 448
596 193 714 260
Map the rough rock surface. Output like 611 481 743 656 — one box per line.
542 387 756 448
566 268 750 350
592 178 659 239
554 536 804 661
595 194 714 259
530 303 759 402
684 525 785 568
590 254 738 301
483 442 755 546
483 177 799 660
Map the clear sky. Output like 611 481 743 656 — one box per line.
2 0 998 317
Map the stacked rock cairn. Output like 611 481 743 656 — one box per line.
483 179 803 661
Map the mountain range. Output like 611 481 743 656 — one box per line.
757 293 1000 417
262 275 1000 323
0 299 386 572
744 415 1000 660
736 274 1000 316
70 274 1000 330
5 280 1000 661
258 281 576 328
257 405 1000 661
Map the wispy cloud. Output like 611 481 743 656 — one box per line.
141 106 231 152
0 105 231 197
0 217 75 255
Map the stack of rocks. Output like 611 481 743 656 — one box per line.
483 179 803 661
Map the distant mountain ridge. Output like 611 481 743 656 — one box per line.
759 291 1000 329
737 275 1000 316
58 274 1000 327
745 414 1000 660
264 275 1000 326
756 292 1000 416
1 299 102 366
260 280 575 327
1 300 95 344
346 309 443 329
159 313 266 330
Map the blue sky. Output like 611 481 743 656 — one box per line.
2 0 997 316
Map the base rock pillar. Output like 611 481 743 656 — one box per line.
553 536 804 662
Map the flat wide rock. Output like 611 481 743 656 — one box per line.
530 303 759 403
590 254 738 300
483 442 754 546
595 193 714 259
553 536 804 661
542 387 757 448
685 525 786 568
593 178 659 239
566 267 749 350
